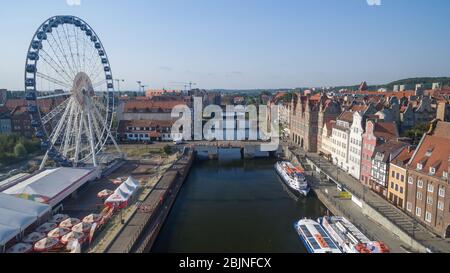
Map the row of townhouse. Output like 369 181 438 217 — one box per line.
320 115 450 238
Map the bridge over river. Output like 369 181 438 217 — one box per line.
188 141 283 159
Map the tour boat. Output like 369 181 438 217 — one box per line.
318 216 390 253
294 219 341 253
275 161 310 196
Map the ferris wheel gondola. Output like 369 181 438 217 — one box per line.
24 15 122 169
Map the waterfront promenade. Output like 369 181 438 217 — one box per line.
291 147 450 253
104 149 194 253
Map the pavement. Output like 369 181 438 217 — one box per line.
291 147 450 253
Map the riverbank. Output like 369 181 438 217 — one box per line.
102 148 194 253
285 146 450 253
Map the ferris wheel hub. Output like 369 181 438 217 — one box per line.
72 72 94 107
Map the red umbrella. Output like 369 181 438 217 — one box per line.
7 243 33 253
72 222 92 233
97 189 113 199
61 231 86 245
35 222 58 233
48 227 71 239
59 218 81 229
111 177 125 185
83 214 102 224
23 232 46 244
34 237 60 252
50 214 69 224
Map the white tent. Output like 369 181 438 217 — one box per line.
0 193 50 218
124 177 140 190
0 224 19 247
0 194 51 250
105 177 141 209
4 168 97 206
105 190 129 204
0 208 36 232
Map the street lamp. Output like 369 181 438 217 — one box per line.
115 79 125 96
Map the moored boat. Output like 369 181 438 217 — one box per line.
318 216 390 253
294 219 341 253
275 161 310 196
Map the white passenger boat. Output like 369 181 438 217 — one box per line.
294 219 342 253
275 161 310 196
318 216 390 253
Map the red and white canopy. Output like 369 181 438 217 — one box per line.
72 222 92 233
61 231 85 245
48 227 71 238
35 222 58 233
50 214 69 224
83 214 102 224
59 218 81 229
34 237 60 252
23 232 46 244
97 189 113 199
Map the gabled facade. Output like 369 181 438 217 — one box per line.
388 146 414 209
360 121 399 187
371 140 408 197
330 112 353 171
348 111 364 180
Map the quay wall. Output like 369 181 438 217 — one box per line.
283 147 428 253
104 150 194 253
134 150 194 253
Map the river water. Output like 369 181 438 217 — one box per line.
152 149 327 253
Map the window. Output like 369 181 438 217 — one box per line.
417 192 422 200
392 171 395 178
417 180 423 188
444 172 448 179
400 187 404 194
430 167 436 175
401 175 404 182
439 187 445 198
408 177 413 185
417 163 423 171
406 202 412 212
395 184 399 191
427 197 433 205
427 184 434 193
416 207 421 217
438 201 444 211
425 212 432 223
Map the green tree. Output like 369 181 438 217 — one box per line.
401 123 430 145
14 143 27 158
163 145 172 155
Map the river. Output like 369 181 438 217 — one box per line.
152 149 327 253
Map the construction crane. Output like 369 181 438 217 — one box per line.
169 81 197 91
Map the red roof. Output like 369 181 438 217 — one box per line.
338 111 354 123
391 147 414 168
351 105 368 112
373 122 399 141
410 122 450 177
124 100 187 112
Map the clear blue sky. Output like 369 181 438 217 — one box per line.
1 0 449 90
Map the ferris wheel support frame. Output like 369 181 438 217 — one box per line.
25 15 123 170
